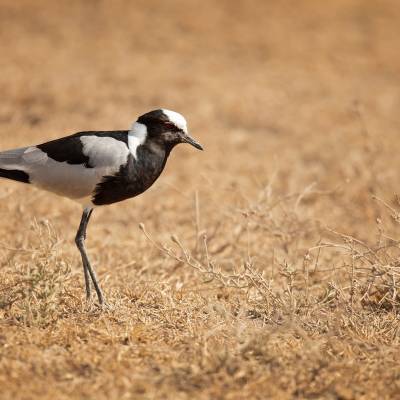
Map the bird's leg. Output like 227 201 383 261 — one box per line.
75 208 92 299
75 208 105 305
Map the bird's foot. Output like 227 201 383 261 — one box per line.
83 298 112 313
99 301 113 311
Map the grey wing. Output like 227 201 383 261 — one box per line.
0 146 93 199
0 146 34 169
0 147 34 184
0 136 129 202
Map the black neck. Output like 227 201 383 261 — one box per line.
92 137 174 206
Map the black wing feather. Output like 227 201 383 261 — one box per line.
37 131 129 168
0 168 30 183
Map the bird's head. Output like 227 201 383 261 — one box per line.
130 109 203 152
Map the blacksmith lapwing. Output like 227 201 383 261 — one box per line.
0 109 203 305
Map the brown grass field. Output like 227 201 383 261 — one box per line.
1 1 400 398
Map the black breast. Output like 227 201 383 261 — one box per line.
92 144 169 206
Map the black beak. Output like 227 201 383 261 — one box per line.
182 134 203 151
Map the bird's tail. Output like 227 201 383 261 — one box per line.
0 147 30 183
0 168 30 183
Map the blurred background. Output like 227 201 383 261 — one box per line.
1 0 399 232
1 1 400 398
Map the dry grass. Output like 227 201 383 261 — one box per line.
1 1 400 398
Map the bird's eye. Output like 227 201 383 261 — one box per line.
164 122 178 131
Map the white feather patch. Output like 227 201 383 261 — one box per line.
162 109 188 133
128 122 148 159
80 136 129 169
22 147 48 165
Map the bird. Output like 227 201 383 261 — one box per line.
0 109 203 305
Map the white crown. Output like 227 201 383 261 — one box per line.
162 109 188 133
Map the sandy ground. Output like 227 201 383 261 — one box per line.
1 1 400 399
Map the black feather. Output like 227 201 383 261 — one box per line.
0 168 30 183
37 131 129 167
93 144 169 205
